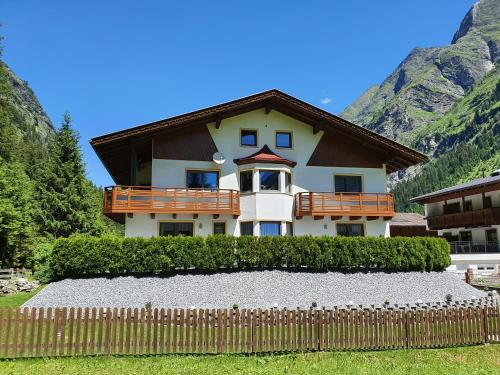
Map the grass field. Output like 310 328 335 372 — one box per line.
0 345 499 374
0 286 44 308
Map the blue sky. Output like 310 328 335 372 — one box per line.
1 0 474 186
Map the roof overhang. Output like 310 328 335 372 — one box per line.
91 89 428 183
411 178 500 204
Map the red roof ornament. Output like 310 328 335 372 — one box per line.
233 145 297 167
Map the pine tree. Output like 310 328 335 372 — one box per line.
35 112 105 238
0 160 36 267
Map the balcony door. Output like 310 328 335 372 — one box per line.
334 175 362 193
186 170 219 190
486 229 498 243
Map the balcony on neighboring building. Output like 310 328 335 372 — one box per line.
449 241 500 254
426 207 500 230
103 186 240 219
294 192 395 219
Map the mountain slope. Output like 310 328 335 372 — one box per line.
340 0 500 213
0 61 54 144
341 0 499 155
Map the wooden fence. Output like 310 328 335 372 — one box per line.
0 305 499 358
0 269 32 280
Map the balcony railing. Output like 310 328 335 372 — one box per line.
427 207 500 230
295 192 395 218
103 186 240 216
449 241 500 254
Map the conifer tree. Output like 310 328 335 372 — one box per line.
35 112 105 238
0 160 35 267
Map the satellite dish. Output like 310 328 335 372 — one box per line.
212 152 226 164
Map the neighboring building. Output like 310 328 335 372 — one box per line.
91 90 426 238
389 213 437 237
411 170 500 275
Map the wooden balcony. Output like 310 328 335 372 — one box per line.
103 186 240 217
427 207 500 230
295 192 395 219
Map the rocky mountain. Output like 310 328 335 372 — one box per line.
341 0 499 157
0 60 54 143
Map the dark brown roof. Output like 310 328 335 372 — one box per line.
91 89 427 184
233 145 297 167
389 213 427 226
411 172 500 204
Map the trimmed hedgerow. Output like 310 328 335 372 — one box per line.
49 235 451 279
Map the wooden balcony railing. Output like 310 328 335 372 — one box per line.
103 186 240 216
427 207 500 230
295 192 395 218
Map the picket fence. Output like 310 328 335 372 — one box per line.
0 305 499 358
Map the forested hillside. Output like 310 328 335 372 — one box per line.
0 36 121 268
341 0 500 212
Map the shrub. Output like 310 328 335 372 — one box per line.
49 235 451 280
33 242 54 283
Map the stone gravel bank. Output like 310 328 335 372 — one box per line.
24 271 484 309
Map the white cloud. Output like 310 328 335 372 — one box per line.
320 97 332 105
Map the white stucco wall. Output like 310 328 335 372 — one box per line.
126 109 390 238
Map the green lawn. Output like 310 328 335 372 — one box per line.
0 345 499 374
0 286 44 308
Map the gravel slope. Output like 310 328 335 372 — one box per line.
24 271 484 309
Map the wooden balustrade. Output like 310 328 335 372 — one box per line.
103 186 240 216
295 192 395 218
427 207 500 230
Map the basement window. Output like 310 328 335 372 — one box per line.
159 222 194 237
240 221 254 236
337 223 364 237
213 222 226 235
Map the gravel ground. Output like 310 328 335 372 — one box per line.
23 271 485 309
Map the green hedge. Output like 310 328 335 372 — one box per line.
49 235 451 279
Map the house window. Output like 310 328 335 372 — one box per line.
240 221 254 236
337 223 364 237
159 222 194 236
276 131 292 148
285 172 292 193
443 202 461 214
260 170 280 191
260 221 281 236
213 222 226 235
240 170 253 193
241 129 257 146
486 229 498 243
459 231 472 242
186 170 219 189
334 175 362 192
483 196 492 208
463 200 472 211
286 222 294 236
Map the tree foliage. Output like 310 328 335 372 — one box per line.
34 113 106 238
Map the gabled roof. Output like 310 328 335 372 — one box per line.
411 173 500 204
233 145 297 167
90 89 428 183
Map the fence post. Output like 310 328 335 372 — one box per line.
465 268 474 284
404 310 410 349
482 307 489 344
